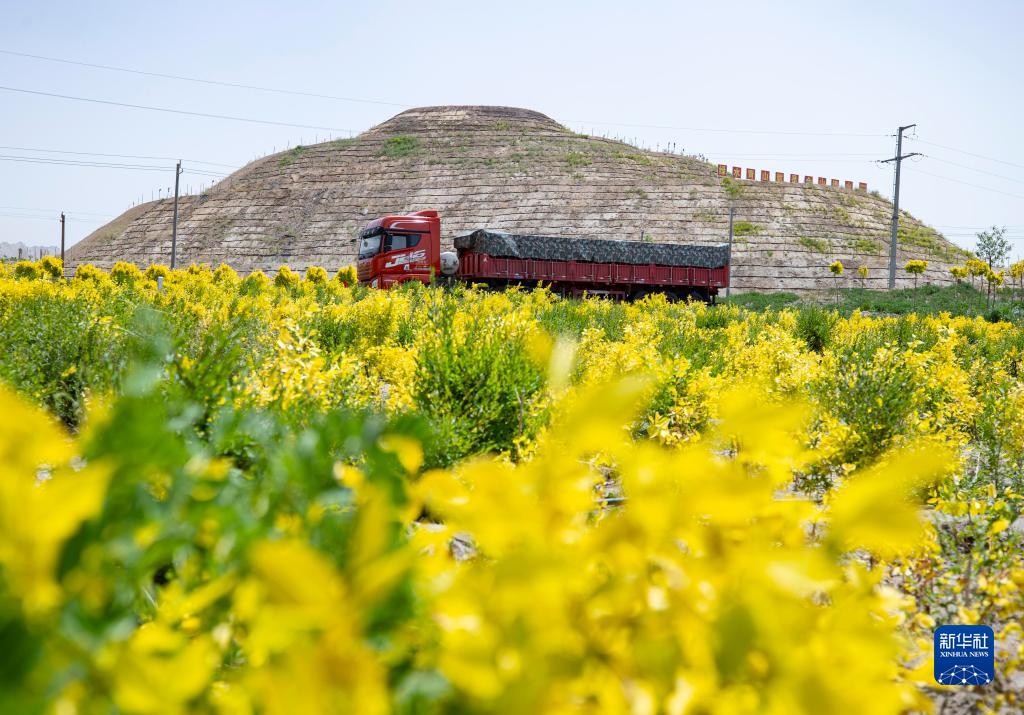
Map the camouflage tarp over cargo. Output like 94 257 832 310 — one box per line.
453 230 729 269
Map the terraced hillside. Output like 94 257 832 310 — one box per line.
69 105 969 291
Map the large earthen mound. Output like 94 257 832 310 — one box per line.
69 105 967 291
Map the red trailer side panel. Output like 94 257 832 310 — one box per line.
459 252 728 292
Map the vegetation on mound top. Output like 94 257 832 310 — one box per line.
380 135 421 158
277 145 306 167
611 149 654 165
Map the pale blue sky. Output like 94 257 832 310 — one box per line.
1 0 1022 251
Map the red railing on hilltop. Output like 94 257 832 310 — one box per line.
718 164 867 192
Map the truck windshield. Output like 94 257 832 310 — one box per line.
358 234 382 259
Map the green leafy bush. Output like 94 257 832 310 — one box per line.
13 260 40 280
336 265 358 286
241 270 269 294
111 260 143 285
39 256 63 279
305 265 329 284
274 264 300 290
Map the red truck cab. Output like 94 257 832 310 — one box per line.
355 209 441 287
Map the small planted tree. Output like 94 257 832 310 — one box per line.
977 226 1011 268
985 268 1005 307
1010 260 1024 300
856 264 869 288
829 260 844 303
949 266 968 284
904 259 927 289
966 258 988 289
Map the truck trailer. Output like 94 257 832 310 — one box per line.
356 210 730 301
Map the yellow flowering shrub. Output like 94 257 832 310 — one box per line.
0 262 1022 712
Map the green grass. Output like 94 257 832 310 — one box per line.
380 136 421 159
722 291 801 310
898 224 972 262
798 237 829 253
728 283 1024 321
850 238 882 254
613 150 654 166
837 283 1020 319
564 151 592 169
831 206 851 224
733 221 763 237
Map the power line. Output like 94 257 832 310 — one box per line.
903 166 1024 201
0 85 354 133
183 168 230 178
0 48 411 109
0 144 238 168
910 137 1024 172
0 154 229 179
932 224 1024 230
0 211 95 223
924 155 1024 186
0 204 112 217
0 154 169 170
698 152 880 158
701 157 879 164
1 48 893 139
564 118 887 138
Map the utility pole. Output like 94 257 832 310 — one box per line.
170 160 182 269
60 212 65 267
881 125 921 289
726 206 735 298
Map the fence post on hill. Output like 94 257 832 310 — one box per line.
171 160 182 269
726 206 735 298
